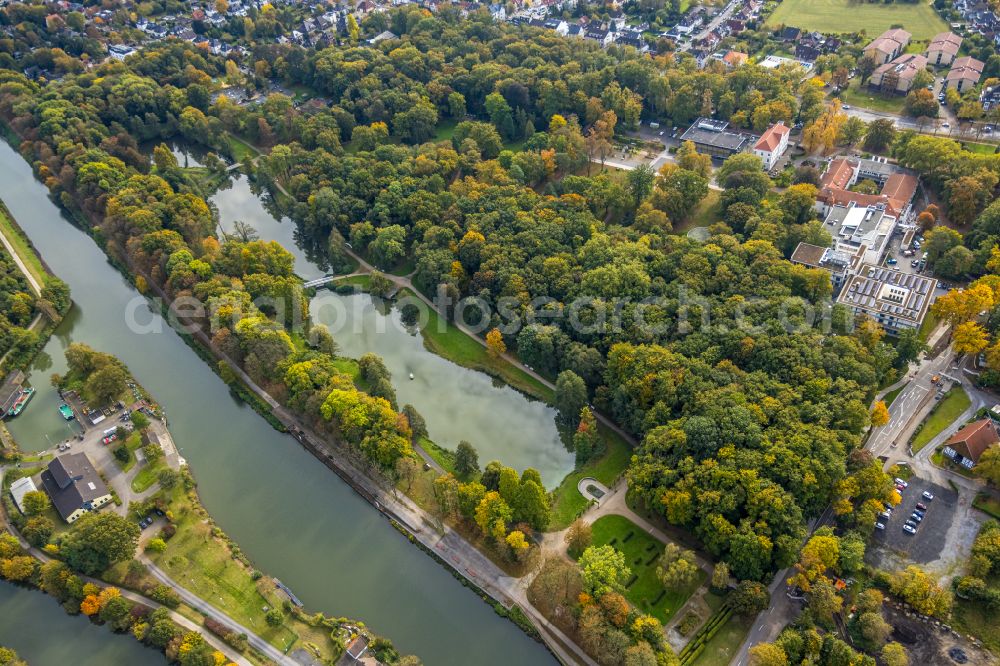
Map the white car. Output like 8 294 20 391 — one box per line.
875 522 886 530
903 524 916 534
922 491 934 501
894 478 908 488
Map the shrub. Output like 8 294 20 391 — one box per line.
149 583 180 608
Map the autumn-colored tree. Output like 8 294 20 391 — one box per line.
932 283 996 324
485 327 506 358
748 643 788 666
506 530 529 561
976 444 1000 486
80 594 101 615
952 321 989 355
871 401 890 427
565 519 593 557
881 642 909 666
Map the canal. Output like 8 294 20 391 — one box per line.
0 584 164 665
210 174 575 487
0 139 555 665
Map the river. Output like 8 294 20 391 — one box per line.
210 173 575 487
0 584 164 665
0 139 555 665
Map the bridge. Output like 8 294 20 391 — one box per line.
303 275 337 289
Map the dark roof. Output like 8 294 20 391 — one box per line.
41 453 109 520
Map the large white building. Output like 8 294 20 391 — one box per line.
752 122 790 170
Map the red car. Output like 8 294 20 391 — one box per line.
102 434 117 445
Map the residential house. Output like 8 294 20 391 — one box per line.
869 54 928 95
584 27 614 47
108 44 136 61
925 31 963 66
946 56 984 93
40 452 112 524
489 3 505 21
722 51 748 68
864 28 911 65
778 26 801 43
753 122 790 170
942 419 999 468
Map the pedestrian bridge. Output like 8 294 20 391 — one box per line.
303 275 337 288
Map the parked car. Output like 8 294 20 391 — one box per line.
942 122 950 129
102 435 117 445
910 260 919 267
905 519 918 528
913 509 925 518
903 524 917 534
895 478 908 488
842 104 851 110
896 483 906 491
910 512 923 523
916 502 928 511
880 511 892 520
875 522 886 530
887 258 898 265
922 491 935 501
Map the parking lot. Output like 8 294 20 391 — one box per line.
870 476 958 564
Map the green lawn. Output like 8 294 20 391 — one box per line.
689 612 753 666
332 274 371 291
400 289 554 402
837 80 907 115
883 385 904 408
587 515 705 624
673 189 722 236
131 461 164 493
433 119 459 144
0 202 47 288
226 134 260 163
765 0 948 40
918 310 939 344
963 142 998 155
974 493 1000 520
419 436 458 475
911 386 971 453
549 426 632 530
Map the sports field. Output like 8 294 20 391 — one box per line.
766 0 948 40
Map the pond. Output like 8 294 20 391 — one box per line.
312 292 575 487
211 171 575 487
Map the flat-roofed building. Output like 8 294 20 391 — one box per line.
925 31 962 66
824 202 899 267
790 242 862 292
837 265 937 334
678 118 756 159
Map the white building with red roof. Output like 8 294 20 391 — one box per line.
753 122 790 170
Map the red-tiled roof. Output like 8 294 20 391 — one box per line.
754 122 789 152
945 419 999 464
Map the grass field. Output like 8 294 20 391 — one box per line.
963 142 999 155
911 386 971 453
0 202 47 288
588 515 705 624
766 0 948 40
689 612 753 666
673 189 722 236
151 484 341 659
226 134 261 163
837 80 907 115
548 425 633 529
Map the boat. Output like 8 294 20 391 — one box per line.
58 402 75 420
6 387 34 417
409 372 414 380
